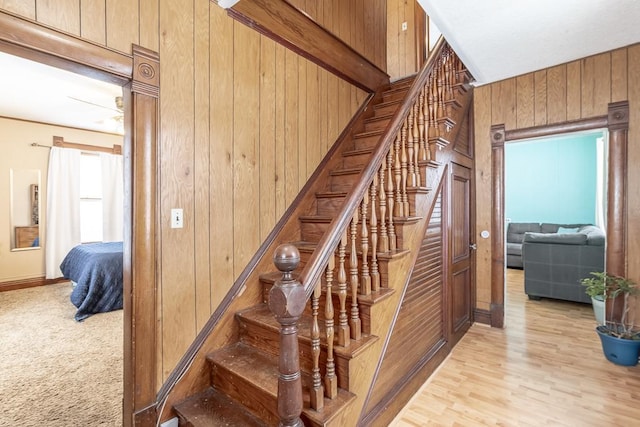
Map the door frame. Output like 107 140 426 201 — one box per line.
0 11 160 426
489 101 629 328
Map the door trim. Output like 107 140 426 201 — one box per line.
490 102 629 328
0 11 160 426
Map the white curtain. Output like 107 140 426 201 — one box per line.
595 135 608 232
100 152 124 242
45 147 81 278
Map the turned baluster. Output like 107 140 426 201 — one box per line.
400 119 409 217
428 81 437 139
269 244 305 427
386 146 397 252
310 279 323 410
324 256 338 399
407 106 416 188
349 213 362 340
360 195 371 295
369 178 380 292
412 101 421 189
337 231 350 347
418 87 428 163
378 161 389 253
436 69 444 119
394 133 403 217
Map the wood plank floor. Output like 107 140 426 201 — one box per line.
390 268 640 426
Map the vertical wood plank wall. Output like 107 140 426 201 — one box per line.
473 45 640 321
0 0 382 386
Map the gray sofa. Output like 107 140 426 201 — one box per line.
522 223 605 304
506 222 541 268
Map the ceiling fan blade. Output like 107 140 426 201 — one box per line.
68 96 121 113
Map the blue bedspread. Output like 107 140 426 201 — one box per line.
59 242 123 321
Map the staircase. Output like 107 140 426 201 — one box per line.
163 39 473 426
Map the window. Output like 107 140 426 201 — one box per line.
79 153 103 242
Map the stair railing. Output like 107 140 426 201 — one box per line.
269 37 469 421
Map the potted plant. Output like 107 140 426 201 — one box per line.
581 272 640 366
581 271 607 325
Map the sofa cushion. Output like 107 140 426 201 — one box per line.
506 242 523 256
523 232 588 245
557 226 579 234
540 223 589 233
507 222 541 244
579 225 606 246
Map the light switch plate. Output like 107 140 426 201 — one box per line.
171 208 183 228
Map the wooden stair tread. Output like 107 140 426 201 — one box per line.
353 129 384 139
329 166 362 176
209 343 357 426
298 214 333 223
174 387 268 427
315 190 348 198
236 304 379 359
342 147 374 157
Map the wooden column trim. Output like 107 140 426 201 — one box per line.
225 0 389 92
490 125 505 328
606 101 629 277
490 102 629 328
125 44 160 427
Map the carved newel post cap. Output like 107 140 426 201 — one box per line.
270 244 305 320
273 244 300 280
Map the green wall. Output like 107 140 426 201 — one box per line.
505 132 601 225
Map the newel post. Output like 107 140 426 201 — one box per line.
269 244 305 427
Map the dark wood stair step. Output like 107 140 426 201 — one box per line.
364 114 393 132
352 129 384 150
208 342 357 427
174 387 267 427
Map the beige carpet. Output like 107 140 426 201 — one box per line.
0 282 122 426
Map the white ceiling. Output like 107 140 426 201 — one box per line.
420 0 640 85
0 51 123 135
3 1 640 132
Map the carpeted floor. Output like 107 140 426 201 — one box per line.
0 282 122 426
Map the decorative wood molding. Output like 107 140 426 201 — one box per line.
0 276 67 292
53 135 122 154
0 10 131 85
226 0 389 92
132 45 160 98
490 101 629 327
473 308 492 325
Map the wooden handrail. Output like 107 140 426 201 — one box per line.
298 37 449 299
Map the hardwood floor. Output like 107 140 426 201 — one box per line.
390 268 640 426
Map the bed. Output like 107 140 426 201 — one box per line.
59 241 123 321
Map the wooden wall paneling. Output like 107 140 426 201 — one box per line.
363 0 373 66
472 85 492 311
139 0 160 51
260 36 277 241
306 61 319 178
611 48 628 102
194 0 211 330
515 74 534 128
374 0 384 71
0 0 35 19
491 79 516 130
36 0 80 35
274 43 286 218
233 22 261 275
355 0 364 58
297 53 308 185
593 52 612 115
80 0 106 45
580 56 597 117
628 45 640 322
319 66 329 162
533 70 547 126
566 60 582 120
327 73 339 163
284 48 299 206
159 0 196 380
386 0 400 79
546 65 567 124
404 0 416 76
209 4 234 311
106 0 139 52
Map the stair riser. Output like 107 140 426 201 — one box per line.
341 151 372 169
300 220 330 243
210 363 279 425
382 89 409 103
364 118 391 133
329 173 359 192
317 195 345 216
237 319 351 391
352 133 382 151
374 102 400 117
